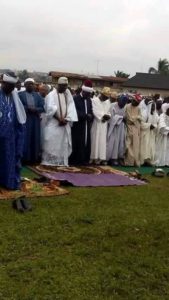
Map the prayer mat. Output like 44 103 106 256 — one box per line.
30 165 146 187
0 178 69 200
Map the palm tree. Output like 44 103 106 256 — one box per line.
149 58 169 75
114 70 130 78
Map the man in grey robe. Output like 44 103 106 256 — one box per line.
107 94 128 166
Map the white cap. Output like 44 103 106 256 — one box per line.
81 85 94 93
3 73 18 84
58 77 68 85
24 78 35 84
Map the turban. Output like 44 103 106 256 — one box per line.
24 78 35 84
118 94 129 103
133 94 142 103
82 79 94 93
58 77 68 85
3 73 18 84
101 87 111 98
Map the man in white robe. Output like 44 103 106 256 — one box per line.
162 102 169 113
42 77 78 166
147 102 159 165
90 87 111 165
139 97 154 165
107 94 128 166
155 104 169 166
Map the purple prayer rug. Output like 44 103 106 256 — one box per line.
30 165 146 187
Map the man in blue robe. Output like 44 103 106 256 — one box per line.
69 80 94 165
19 78 44 164
0 72 26 190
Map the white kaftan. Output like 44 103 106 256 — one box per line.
155 113 169 166
147 112 159 165
139 100 152 165
42 89 78 166
90 97 111 161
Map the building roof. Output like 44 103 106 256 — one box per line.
123 72 169 90
49 71 127 83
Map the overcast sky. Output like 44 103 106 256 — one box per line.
0 0 169 76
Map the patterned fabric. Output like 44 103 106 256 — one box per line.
31 165 145 187
33 165 128 176
19 91 44 163
0 90 25 190
0 179 68 200
25 92 35 108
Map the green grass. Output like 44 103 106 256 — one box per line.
0 172 169 299
114 165 169 175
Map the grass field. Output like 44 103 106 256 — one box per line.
0 171 169 299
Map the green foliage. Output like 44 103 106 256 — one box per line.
0 174 169 299
149 58 169 75
114 70 130 78
18 69 30 81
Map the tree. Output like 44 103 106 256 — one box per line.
114 70 130 78
18 69 30 81
148 58 169 75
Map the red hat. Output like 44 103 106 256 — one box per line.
83 79 93 88
133 94 142 103
82 79 94 93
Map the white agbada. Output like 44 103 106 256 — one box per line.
161 103 168 113
15 87 25 93
147 110 159 165
90 97 111 161
139 100 152 164
155 106 169 166
42 88 78 166
12 90 26 124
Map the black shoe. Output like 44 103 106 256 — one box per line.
12 199 25 213
20 197 32 212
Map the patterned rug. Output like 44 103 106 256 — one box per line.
30 165 146 187
32 165 128 176
0 178 69 200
